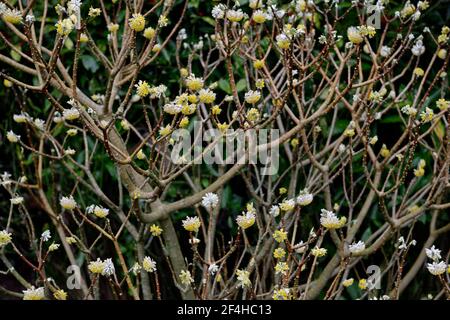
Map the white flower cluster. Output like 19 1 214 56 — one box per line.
320 209 346 229
425 245 447 276
348 240 366 254
88 257 115 276
201 192 219 211
86 204 110 218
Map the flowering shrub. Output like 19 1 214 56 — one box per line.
0 0 449 300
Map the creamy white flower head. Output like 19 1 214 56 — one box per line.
63 107 80 121
131 262 141 275
276 33 291 49
60 195 77 210
236 211 256 229
143 256 157 272
6 130 20 143
158 15 169 27
64 148 76 156
425 245 442 261
179 270 194 286
2 8 23 24
201 192 219 211
249 0 263 9
88 258 105 274
68 7 81 30
349 241 366 254
182 216 201 232
380 46 391 57
269 205 280 217
252 9 272 23
151 84 167 99
177 28 187 41
163 103 182 115
347 26 363 44
426 261 447 276
13 113 29 123
67 0 82 13
1 171 12 185
102 258 115 276
41 230 51 242
212 4 226 19
236 269 251 288
279 198 296 212
208 263 219 275
369 135 378 145
273 288 290 300
48 242 60 252
0 230 12 247
198 88 216 104
311 247 327 257
338 144 347 153
33 118 45 130
401 105 417 116
90 205 109 218
296 192 313 206
159 124 172 137
55 18 75 35
411 39 425 56
226 9 244 22
320 209 346 229
10 196 24 205
225 95 234 102
185 74 204 91
244 90 261 104
23 286 45 300
397 236 407 250
0 3 6 14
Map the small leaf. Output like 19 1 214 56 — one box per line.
64 37 74 50
81 55 99 73
236 79 247 93
218 79 231 94
10 49 21 62
201 16 216 27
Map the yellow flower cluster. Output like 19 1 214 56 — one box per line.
198 88 216 104
185 75 204 91
273 229 287 243
342 278 354 287
436 98 449 111
311 247 327 257
414 159 426 177
149 224 163 236
129 13 146 32
380 144 390 158
0 230 12 247
144 27 156 39
273 248 286 259
179 270 194 286
272 288 291 300
182 216 201 232
53 289 68 300
274 262 289 275
88 258 106 274
55 19 74 36
2 8 23 24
